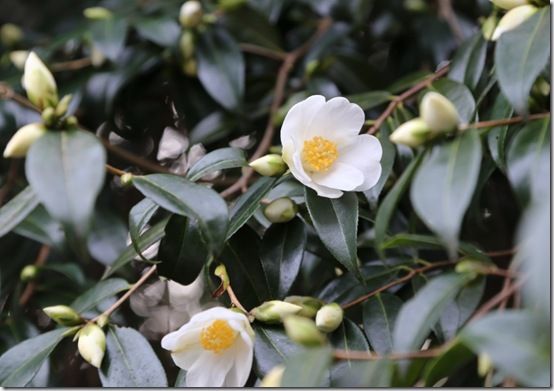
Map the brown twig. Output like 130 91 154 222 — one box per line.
469 278 525 322
105 163 126 177
226 285 248 314
239 43 288 61
460 112 551 130
0 83 38 112
437 0 465 44
334 344 446 361
220 18 332 199
50 57 93 72
19 245 50 306
367 63 451 135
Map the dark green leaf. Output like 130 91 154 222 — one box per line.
88 210 128 265
486 93 514 172
188 112 233 146
431 79 476 124
331 360 393 387
71 278 129 313
186 147 246 182
223 5 283 50
346 91 392 111
364 121 396 208
423 339 474 386
253 325 302 377
128 198 159 261
363 293 403 354
449 33 487 90
0 186 39 238
134 17 180 47
330 318 371 385
13 205 65 248
281 346 332 387
90 17 128 61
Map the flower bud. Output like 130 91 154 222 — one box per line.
284 296 324 318
251 300 303 324
478 353 493 377
9 50 29 70
119 172 134 186
490 0 529 10
260 365 285 387
183 58 197 77
91 45 106 67
263 197 298 223
55 94 73 117
250 154 287 177
315 303 343 333
22 52 58 109
420 92 460 133
43 305 83 326
83 7 113 20
179 30 195 59
0 23 23 47
283 315 326 346
41 107 56 126
65 115 78 127
3 123 47 158
455 259 492 280
20 265 40 282
214 263 230 291
481 15 498 40
389 118 432 147
492 5 538 41
179 1 204 28
77 323 106 368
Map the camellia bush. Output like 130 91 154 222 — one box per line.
0 0 550 387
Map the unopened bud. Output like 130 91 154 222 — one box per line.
284 296 324 318
263 197 298 223
9 50 29 70
478 353 493 377
492 5 538 41
3 123 47 158
91 45 106 67
214 263 230 291
120 172 134 186
43 305 82 326
389 118 432 147
490 0 529 10
0 23 23 47
283 315 326 346
260 365 285 387
183 58 197 77
179 1 204 28
41 107 56 126
22 52 58 109
315 303 343 333
179 30 195 59
420 92 460 133
251 300 302 324
20 265 40 282
481 15 498 40
77 323 106 368
250 154 287 177
65 115 78 127
83 7 113 20
55 94 73 117
455 259 491 279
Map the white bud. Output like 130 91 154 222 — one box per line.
9 50 29 70
77 323 106 368
0 24 23 47
249 154 287 177
478 353 493 377
283 315 327 346
284 296 324 318
179 1 204 28
389 118 432 147
22 52 58 109
491 5 538 41
260 365 285 387
420 92 460 133
263 197 298 223
315 303 343 333
490 0 529 10
251 300 303 324
43 305 82 326
83 7 113 20
3 123 47 158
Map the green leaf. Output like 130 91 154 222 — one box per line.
132 174 228 254
222 5 283 50
0 328 67 386
99 326 167 387
0 186 39 238
423 339 474 386
175 370 187 387
486 93 514 172
431 79 476 124
25 130 106 238
87 210 128 265
410 130 482 257
71 278 129 313
330 318 371 385
364 121 396 209
13 205 65 248
495 7 550 114
186 147 246 182
363 293 403 354
260 218 306 298
346 91 392 111
449 33 487 90
90 17 128 61
393 273 468 353
305 189 359 276
331 360 393 387
253 325 303 377
227 176 276 239
134 17 180 47
197 27 245 111
128 198 159 261
461 310 550 387
281 346 332 387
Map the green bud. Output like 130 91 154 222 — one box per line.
305 60 319 78
315 303 343 333
263 197 298 223
22 52 58 110
55 94 73 117
260 364 285 387
490 0 529 10
283 315 327 347
214 263 230 291
532 78 550 97
179 1 204 28
64 115 78 127
491 4 538 41
83 7 113 20
389 118 432 147
250 154 287 177
0 23 23 47
43 305 83 326
420 92 460 133
455 259 491 278
9 50 29 70
284 296 324 318
119 172 134 186
91 45 106 67
179 30 196 59
183 58 197 77
77 323 106 368
218 0 248 11
96 314 109 328
41 107 56 126
404 0 428 12
481 15 498 40
3 123 47 158
478 353 493 377
20 265 40 282
251 300 302 324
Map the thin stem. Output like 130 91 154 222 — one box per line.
19 245 50 306
333 345 446 361
105 164 126 177
51 57 93 72
437 0 464 44
461 112 550 130
226 285 248 314
469 278 525 322
239 43 287 61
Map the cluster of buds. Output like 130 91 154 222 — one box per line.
177 1 206 76
389 91 460 148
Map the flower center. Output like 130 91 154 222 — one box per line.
302 136 338 172
200 319 237 354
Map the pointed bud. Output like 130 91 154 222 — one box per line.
284 296 324 318
65 116 78 127
251 300 303 324
315 303 343 333
22 52 58 109
20 265 40 282
214 263 230 291
250 154 287 177
492 5 538 41
120 172 134 186
77 323 106 368
389 118 432 147
455 259 492 279
490 0 529 10
481 15 498 40
478 353 493 377
260 365 285 387
3 123 47 158
283 315 327 346
91 45 106 67
179 1 204 28
9 50 29 70
420 92 460 133
263 197 298 223
43 305 83 326
41 107 56 127
179 30 196 59
55 94 73 117
83 7 113 20
0 24 23 47
183 58 197 77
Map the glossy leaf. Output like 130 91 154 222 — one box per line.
0 186 39 238
449 33 487 90
128 198 159 261
253 325 302 377
331 360 393 387
281 346 332 387
347 91 392 111
363 293 403 354
486 93 514 172
186 147 246 182
13 205 65 248
90 17 128 61
423 339 474 386
134 17 180 47
71 278 130 313
330 318 371 384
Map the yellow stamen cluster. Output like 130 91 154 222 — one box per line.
302 136 338 172
200 319 237 354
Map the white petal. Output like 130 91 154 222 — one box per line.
338 134 383 165
306 97 365 145
223 338 254 387
161 325 202 351
354 161 382 191
186 351 234 387
280 95 326 146
171 344 203 370
312 162 364 191
188 306 247 326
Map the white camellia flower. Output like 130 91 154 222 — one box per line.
161 307 255 387
280 95 382 199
